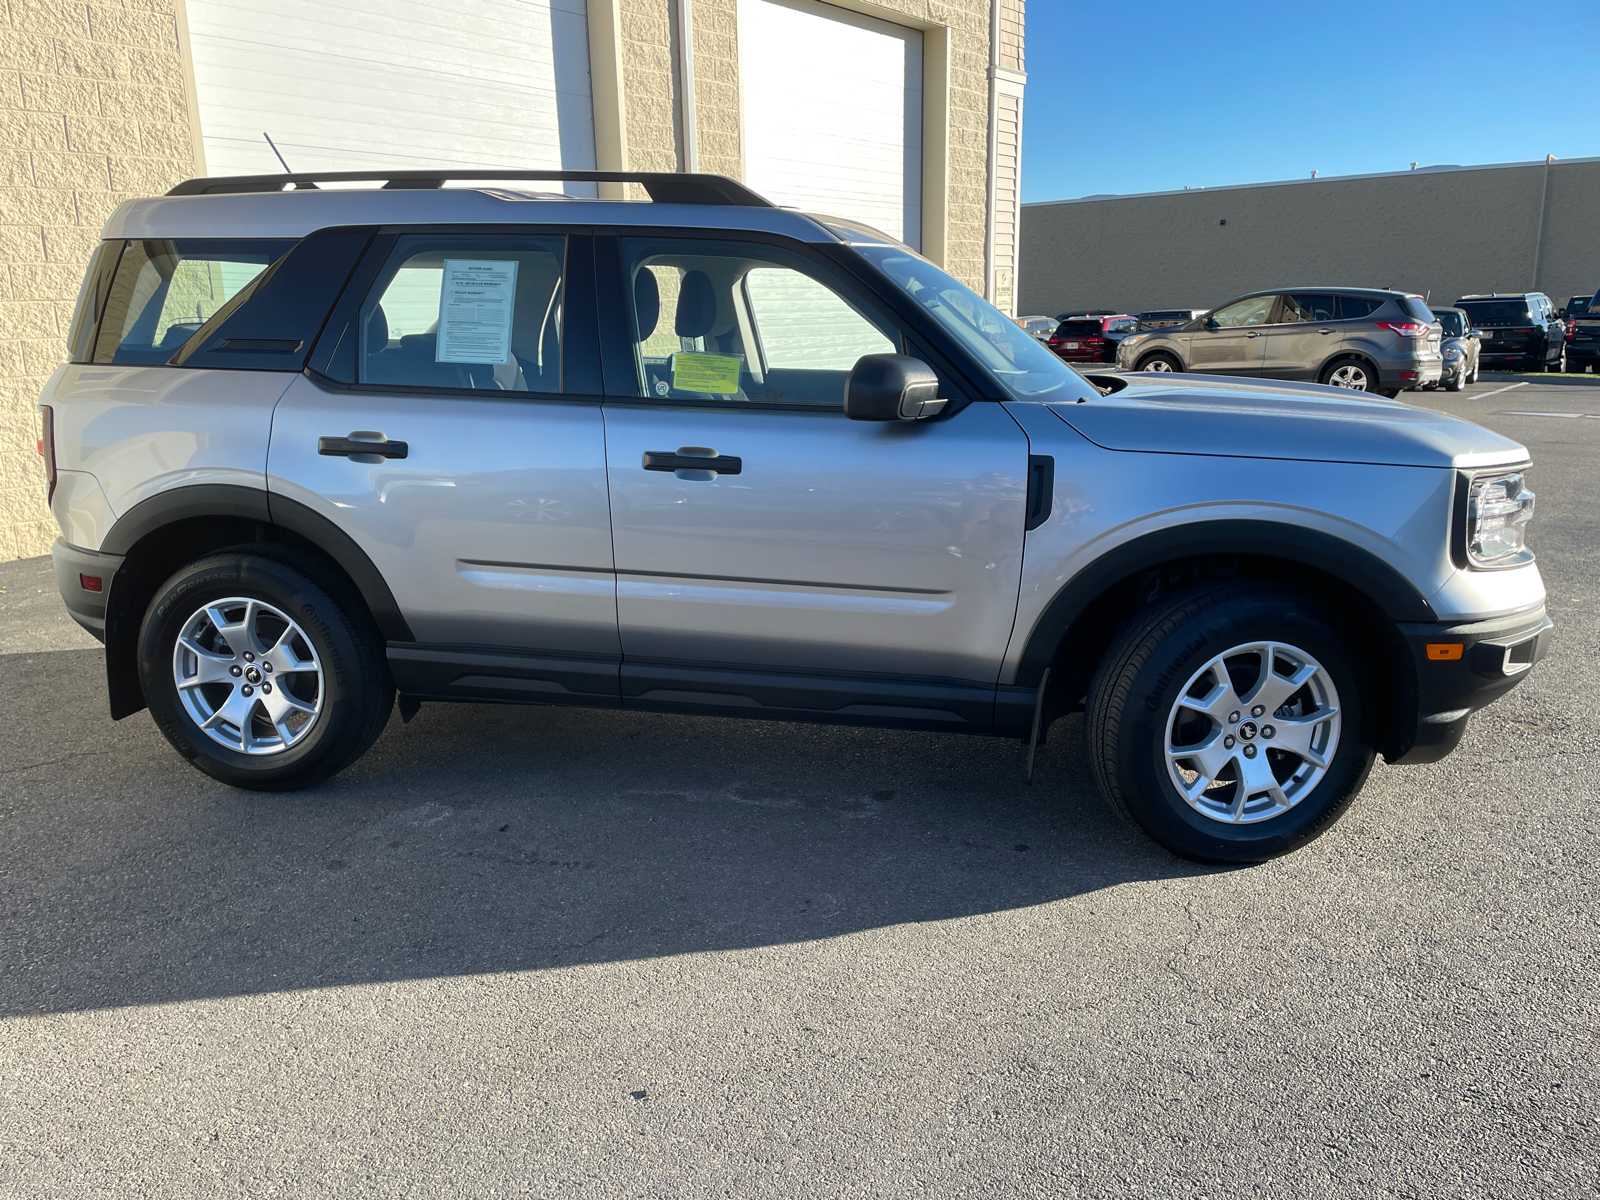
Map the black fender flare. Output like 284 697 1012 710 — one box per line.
1012 518 1438 690
99 484 413 719
101 483 411 641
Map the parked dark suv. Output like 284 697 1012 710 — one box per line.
1116 288 1443 396
1566 288 1600 372
1453 293 1566 373
1046 314 1138 363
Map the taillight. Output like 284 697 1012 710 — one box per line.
1375 322 1430 338
38 404 56 504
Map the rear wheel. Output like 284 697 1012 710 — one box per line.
1549 344 1568 373
1086 583 1375 864
139 550 393 790
1137 352 1181 373
1320 357 1376 392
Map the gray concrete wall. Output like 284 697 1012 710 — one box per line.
1018 158 1600 318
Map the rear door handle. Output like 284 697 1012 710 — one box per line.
1318 328 1335 334
319 434 408 460
1025 455 1054 531
642 450 742 475
1245 331 1259 337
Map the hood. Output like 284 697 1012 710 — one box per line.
1053 375 1527 469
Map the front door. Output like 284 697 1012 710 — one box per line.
597 234 1031 729
1258 292 1341 381
1188 294 1275 374
268 230 622 705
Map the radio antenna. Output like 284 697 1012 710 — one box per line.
263 132 292 173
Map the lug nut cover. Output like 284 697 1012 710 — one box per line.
1262 724 1275 739
1251 705 1265 717
1242 743 1257 758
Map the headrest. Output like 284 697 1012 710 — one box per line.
365 304 389 351
675 270 717 339
634 269 660 340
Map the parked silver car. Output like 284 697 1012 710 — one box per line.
1429 306 1481 392
1117 287 1443 396
39 170 1548 864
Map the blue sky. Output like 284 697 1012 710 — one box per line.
1021 2 1600 203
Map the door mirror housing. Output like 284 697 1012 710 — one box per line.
844 353 948 421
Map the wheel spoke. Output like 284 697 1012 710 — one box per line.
201 685 258 749
263 627 318 675
260 685 316 744
177 636 236 686
1268 711 1336 768
1167 728 1233 801
1244 650 1319 717
1176 673 1241 722
1234 746 1289 813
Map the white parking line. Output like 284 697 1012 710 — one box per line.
1472 382 1529 400
1499 410 1600 419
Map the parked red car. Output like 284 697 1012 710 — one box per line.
1046 314 1138 363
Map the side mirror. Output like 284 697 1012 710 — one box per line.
844 353 947 421
1469 329 1482 339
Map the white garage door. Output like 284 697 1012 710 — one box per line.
739 0 922 249
185 0 596 186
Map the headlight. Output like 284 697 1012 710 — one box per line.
1466 470 1535 566
1443 345 1462 360
1123 334 1148 348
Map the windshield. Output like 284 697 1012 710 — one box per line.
1457 300 1531 325
853 245 1095 400
1432 310 1466 337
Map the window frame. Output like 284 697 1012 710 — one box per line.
305 224 605 403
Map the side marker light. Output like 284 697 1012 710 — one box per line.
79 574 102 592
1426 643 1463 661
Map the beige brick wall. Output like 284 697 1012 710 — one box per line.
0 0 200 562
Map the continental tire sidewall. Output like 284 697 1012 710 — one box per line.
139 553 385 789
1098 589 1374 863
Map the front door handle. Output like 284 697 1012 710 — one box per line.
642 449 742 475
319 433 408 460
1318 328 1335 335
1245 331 1259 337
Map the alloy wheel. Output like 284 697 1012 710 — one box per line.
172 596 325 755
1164 640 1342 824
1327 364 1370 390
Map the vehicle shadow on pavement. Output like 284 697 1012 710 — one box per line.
1 647 1214 1017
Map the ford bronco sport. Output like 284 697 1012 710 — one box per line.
38 169 1551 863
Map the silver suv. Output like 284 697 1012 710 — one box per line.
39 170 1550 864
1117 287 1444 396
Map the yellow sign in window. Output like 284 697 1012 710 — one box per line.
671 353 741 394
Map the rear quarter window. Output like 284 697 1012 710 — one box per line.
93 239 294 364
1336 296 1384 320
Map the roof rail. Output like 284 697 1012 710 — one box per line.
165 170 774 207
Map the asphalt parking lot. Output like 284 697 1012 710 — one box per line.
2 375 1596 1198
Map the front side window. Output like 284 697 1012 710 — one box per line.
93 239 290 364
620 238 895 406
1210 295 1277 328
359 235 565 392
853 245 1093 400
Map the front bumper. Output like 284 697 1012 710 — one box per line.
50 538 123 644
1390 605 1553 764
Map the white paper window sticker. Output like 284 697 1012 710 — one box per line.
436 259 518 364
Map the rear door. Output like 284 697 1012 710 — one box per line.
1188 295 1274 375
268 228 622 705
595 232 1030 729
1258 293 1341 380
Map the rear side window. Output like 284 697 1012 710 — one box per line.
1283 294 1339 322
1336 296 1384 320
93 239 292 364
359 234 567 393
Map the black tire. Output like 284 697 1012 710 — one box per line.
138 548 393 790
1445 366 1466 392
1086 582 1375 864
1319 356 1378 392
1377 387 1403 399
1137 352 1181 373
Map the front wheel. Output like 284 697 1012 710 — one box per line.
1137 352 1181 373
138 550 394 790
1086 583 1375 863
